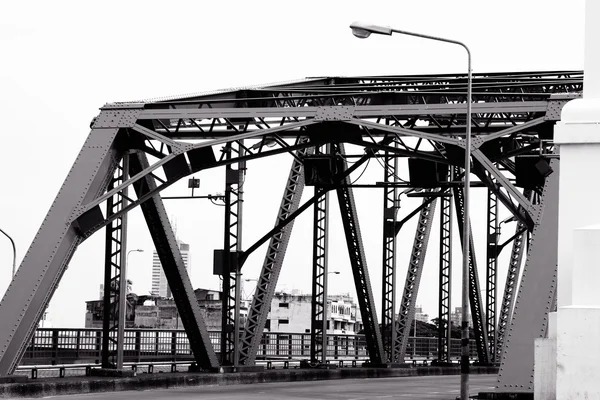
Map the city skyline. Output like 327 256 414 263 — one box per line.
151 240 190 298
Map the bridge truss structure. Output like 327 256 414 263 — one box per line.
0 70 582 393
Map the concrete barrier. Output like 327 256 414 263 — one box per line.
0 366 499 398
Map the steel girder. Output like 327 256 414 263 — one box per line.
0 71 581 376
310 144 330 364
220 141 245 366
486 190 499 363
438 185 453 364
334 142 384 365
495 190 531 363
497 158 559 392
238 138 312 366
394 195 438 363
129 152 219 370
453 181 490 365
381 143 399 362
0 127 121 375
101 156 129 368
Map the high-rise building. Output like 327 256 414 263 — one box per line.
151 240 190 298
414 305 430 323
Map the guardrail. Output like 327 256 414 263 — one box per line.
20 328 478 367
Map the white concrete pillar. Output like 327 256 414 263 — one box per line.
554 0 600 309
535 2 600 399
583 0 600 98
556 226 600 399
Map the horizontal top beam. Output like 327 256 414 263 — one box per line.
137 102 549 120
106 70 582 107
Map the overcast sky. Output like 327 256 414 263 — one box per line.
0 0 585 328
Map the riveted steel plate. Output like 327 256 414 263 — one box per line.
314 106 355 121
92 109 141 129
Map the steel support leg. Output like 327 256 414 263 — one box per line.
220 142 245 366
381 145 399 363
486 189 499 363
437 186 453 364
239 138 312 365
130 152 219 370
334 142 384 365
453 180 490 365
310 144 329 364
496 158 559 391
0 127 121 375
496 189 532 363
101 157 126 368
394 195 437 363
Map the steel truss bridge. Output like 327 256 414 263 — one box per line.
0 70 582 394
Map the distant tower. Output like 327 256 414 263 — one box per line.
151 240 191 298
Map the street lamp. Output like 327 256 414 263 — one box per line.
127 249 144 269
125 249 144 294
244 278 259 300
0 228 16 277
349 21 473 400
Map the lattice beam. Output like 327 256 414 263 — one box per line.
486 189 499 363
381 144 399 362
334 142 384 365
394 196 437 363
438 184 453 364
496 189 532 362
453 180 490 365
310 144 329 364
239 138 312 365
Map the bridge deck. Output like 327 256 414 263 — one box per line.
29 375 496 400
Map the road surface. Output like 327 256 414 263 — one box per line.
38 375 497 399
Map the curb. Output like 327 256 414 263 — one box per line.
0 366 499 398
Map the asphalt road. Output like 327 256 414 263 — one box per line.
40 375 497 400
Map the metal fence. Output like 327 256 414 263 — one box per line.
20 328 478 367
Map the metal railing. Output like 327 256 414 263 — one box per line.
20 328 478 367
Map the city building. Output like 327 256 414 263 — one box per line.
85 289 248 330
151 240 190 298
86 284 361 334
266 291 363 334
450 306 473 328
414 305 429 323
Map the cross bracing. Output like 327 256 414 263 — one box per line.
0 71 581 378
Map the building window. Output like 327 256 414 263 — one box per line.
279 302 289 308
279 319 289 324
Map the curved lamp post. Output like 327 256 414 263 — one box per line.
0 228 16 277
349 21 472 400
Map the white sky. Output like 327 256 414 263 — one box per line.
0 0 585 328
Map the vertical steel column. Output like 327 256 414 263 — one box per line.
438 184 453 364
115 153 130 369
220 141 244 366
310 145 329 364
394 195 437 363
381 142 399 363
334 142 384 365
453 181 490 364
486 189 499 363
496 189 531 362
239 138 312 366
101 156 126 369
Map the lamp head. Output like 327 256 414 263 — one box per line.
135 249 144 253
350 21 392 39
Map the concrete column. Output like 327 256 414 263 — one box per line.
554 0 600 309
533 2 600 398
556 226 600 399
